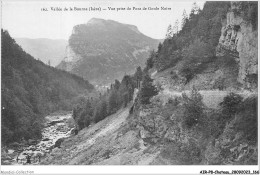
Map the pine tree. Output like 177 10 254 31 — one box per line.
146 50 156 70
100 99 107 120
181 10 188 29
165 24 173 39
157 42 162 53
107 90 118 114
190 2 200 19
174 20 179 35
93 105 100 123
134 66 143 88
93 99 107 123
139 73 158 104
114 79 120 90
134 66 143 81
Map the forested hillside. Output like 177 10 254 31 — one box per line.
148 1 230 74
73 66 144 130
1 30 94 145
146 1 257 90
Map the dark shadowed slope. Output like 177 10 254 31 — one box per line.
1 30 94 145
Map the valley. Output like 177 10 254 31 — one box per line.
1 1 258 168
38 85 257 165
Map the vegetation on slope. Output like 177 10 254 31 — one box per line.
49 1 257 165
146 2 231 82
128 85 257 164
69 1 258 133
126 1 258 165
1 30 94 145
73 66 159 130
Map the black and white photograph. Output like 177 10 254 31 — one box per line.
1 0 259 174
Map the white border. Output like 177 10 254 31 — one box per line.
0 0 259 174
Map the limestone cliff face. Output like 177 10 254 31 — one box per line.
56 18 160 85
216 2 258 88
57 46 82 72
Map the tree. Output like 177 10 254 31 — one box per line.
93 99 108 123
190 2 200 19
181 10 188 29
157 42 162 53
146 50 156 70
100 99 108 120
134 66 143 81
114 79 120 90
220 92 243 120
134 66 143 88
107 90 118 114
173 20 179 35
182 87 204 128
119 75 135 106
180 39 215 83
165 24 173 39
93 105 101 123
139 73 158 104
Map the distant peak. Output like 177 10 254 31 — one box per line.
88 18 105 23
86 18 108 26
86 18 141 34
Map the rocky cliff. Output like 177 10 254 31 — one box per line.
216 2 258 89
57 18 160 85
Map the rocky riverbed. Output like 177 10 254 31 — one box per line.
1 113 75 165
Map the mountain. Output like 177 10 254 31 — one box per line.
15 38 67 66
56 18 160 85
41 1 257 166
1 30 94 145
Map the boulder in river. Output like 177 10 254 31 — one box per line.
48 120 63 126
8 149 15 154
54 138 65 148
42 138 50 141
70 128 78 135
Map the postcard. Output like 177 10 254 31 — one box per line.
1 0 259 174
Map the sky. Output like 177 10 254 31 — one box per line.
2 0 205 40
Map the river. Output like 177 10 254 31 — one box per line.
1 113 75 165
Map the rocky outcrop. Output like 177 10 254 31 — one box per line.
57 46 82 72
56 18 160 85
204 116 258 165
54 138 65 148
216 2 258 88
